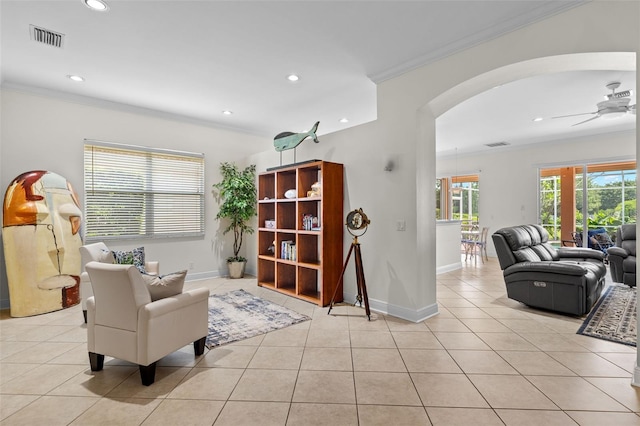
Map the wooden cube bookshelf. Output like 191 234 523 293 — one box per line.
257 160 344 306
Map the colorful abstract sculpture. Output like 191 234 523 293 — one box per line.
3 171 83 317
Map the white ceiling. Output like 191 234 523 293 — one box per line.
438 70 636 156
1 1 635 155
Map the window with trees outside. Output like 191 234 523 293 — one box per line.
539 161 636 245
436 174 479 225
83 140 205 241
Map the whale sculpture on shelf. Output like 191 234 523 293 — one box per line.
273 121 320 152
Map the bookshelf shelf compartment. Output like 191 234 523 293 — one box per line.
257 160 343 306
257 258 275 287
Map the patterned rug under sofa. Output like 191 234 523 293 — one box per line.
577 284 637 347
205 289 310 348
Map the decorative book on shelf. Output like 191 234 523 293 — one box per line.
257 160 344 306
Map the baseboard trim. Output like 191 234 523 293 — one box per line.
437 262 462 275
343 293 439 323
186 270 221 281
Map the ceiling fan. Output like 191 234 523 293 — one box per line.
552 81 636 126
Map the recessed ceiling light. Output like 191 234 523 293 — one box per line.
222 110 233 115
532 117 543 122
67 74 85 82
287 74 299 82
339 118 349 123
83 0 109 11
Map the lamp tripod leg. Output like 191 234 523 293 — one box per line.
354 243 371 320
328 243 354 315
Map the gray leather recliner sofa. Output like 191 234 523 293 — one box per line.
608 224 636 287
492 224 606 316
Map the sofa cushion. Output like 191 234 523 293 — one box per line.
141 270 187 301
531 244 555 261
112 247 146 274
500 226 533 251
513 247 542 262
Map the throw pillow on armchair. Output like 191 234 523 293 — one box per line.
141 270 188 301
112 247 147 273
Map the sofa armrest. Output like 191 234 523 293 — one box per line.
504 261 588 277
607 246 629 259
557 247 605 261
145 261 160 275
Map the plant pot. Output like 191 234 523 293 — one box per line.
228 260 246 279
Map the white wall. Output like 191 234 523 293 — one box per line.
0 88 269 309
247 117 425 320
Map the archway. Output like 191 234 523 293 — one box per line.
416 50 637 377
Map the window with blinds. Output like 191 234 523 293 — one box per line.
84 140 205 241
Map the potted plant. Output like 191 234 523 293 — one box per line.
213 162 257 278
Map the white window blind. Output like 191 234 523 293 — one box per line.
84 140 204 241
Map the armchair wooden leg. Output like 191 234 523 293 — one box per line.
83 310 87 324
194 336 206 356
89 352 104 371
139 362 157 386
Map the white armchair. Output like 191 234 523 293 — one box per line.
85 261 209 386
80 242 159 322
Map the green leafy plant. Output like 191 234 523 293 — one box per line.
213 162 257 262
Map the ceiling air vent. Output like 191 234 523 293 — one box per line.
485 141 510 148
30 25 64 48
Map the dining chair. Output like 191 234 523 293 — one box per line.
475 227 489 262
464 226 489 263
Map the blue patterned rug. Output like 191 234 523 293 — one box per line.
577 285 636 347
205 289 310 348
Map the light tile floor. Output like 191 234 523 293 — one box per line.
2 258 640 425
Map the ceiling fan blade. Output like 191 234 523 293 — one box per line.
551 111 597 119
572 115 600 126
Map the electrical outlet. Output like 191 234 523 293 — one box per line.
397 220 406 231
188 262 195 270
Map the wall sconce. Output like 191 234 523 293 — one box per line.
384 155 398 172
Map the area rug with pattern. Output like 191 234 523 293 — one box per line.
205 289 310 348
577 285 636 347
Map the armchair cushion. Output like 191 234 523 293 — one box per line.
142 270 187 301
